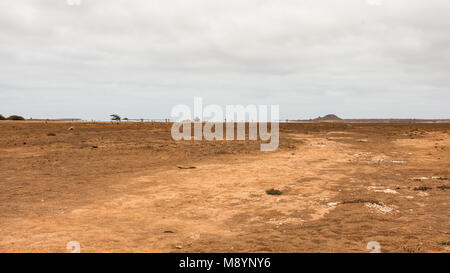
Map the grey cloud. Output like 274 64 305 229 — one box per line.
0 0 449 120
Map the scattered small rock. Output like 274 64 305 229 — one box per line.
68 127 74 131
410 177 429 181
374 159 405 164
432 176 448 181
374 189 398 194
390 160 405 164
177 166 196 169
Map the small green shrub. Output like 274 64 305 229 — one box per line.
438 241 450 246
0 114 5 120
266 189 282 195
7 115 25 120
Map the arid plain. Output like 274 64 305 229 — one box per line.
0 121 449 252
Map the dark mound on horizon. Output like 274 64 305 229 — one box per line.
314 114 342 121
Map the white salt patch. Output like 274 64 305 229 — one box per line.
365 202 394 214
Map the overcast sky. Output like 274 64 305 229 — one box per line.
0 0 449 120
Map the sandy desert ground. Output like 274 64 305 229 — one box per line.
0 121 449 253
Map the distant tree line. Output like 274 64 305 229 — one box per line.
109 114 170 122
0 114 25 120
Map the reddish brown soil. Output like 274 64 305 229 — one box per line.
0 121 449 253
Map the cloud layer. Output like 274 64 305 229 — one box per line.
1 0 449 120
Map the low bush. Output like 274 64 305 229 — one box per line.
7 115 25 120
266 189 282 195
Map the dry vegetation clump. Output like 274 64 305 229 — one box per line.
413 186 432 191
342 199 383 205
436 185 450 191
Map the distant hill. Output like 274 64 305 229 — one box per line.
314 114 342 121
